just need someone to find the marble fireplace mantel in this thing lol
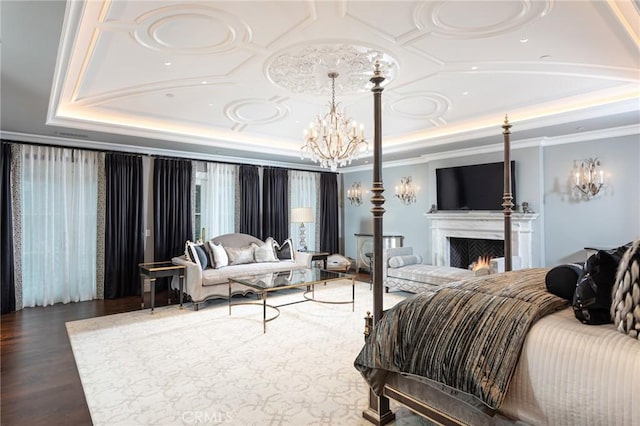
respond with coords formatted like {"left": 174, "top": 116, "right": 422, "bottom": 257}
{"left": 426, "top": 211, "right": 538, "bottom": 268}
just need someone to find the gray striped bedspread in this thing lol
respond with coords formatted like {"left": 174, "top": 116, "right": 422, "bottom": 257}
{"left": 354, "top": 268, "right": 568, "bottom": 409}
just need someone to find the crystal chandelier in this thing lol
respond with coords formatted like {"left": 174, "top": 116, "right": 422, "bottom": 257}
{"left": 301, "top": 72, "right": 367, "bottom": 171}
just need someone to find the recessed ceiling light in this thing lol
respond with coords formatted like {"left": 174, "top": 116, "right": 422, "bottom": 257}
{"left": 520, "top": 38, "right": 529, "bottom": 43}
{"left": 462, "top": 91, "right": 469, "bottom": 96}
{"left": 201, "top": 81, "right": 207, "bottom": 85}
{"left": 164, "top": 61, "right": 172, "bottom": 66}
{"left": 208, "top": 103, "right": 214, "bottom": 107}
{"left": 471, "top": 66, "right": 478, "bottom": 70}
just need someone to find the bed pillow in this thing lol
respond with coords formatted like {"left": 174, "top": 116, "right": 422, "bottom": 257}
{"left": 185, "top": 241, "right": 209, "bottom": 270}
{"left": 208, "top": 241, "right": 229, "bottom": 269}
{"left": 611, "top": 240, "right": 640, "bottom": 339}
{"left": 545, "top": 263, "right": 584, "bottom": 301}
{"left": 225, "top": 245, "right": 255, "bottom": 266}
{"left": 274, "top": 238, "right": 294, "bottom": 261}
{"left": 388, "top": 255, "right": 422, "bottom": 268}
{"left": 252, "top": 237, "right": 279, "bottom": 263}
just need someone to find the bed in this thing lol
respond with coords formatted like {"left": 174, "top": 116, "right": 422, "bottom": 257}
{"left": 356, "top": 68, "right": 640, "bottom": 425}
{"left": 355, "top": 268, "right": 640, "bottom": 425}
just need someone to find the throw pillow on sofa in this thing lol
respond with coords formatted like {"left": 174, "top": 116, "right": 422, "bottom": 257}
{"left": 185, "top": 241, "right": 209, "bottom": 270}
{"left": 252, "top": 237, "right": 279, "bottom": 263}
{"left": 226, "top": 245, "right": 255, "bottom": 266}
{"left": 208, "top": 241, "right": 229, "bottom": 269}
{"left": 273, "top": 238, "right": 294, "bottom": 261}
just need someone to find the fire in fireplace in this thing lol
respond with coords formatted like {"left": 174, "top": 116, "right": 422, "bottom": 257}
{"left": 449, "top": 237, "right": 504, "bottom": 269}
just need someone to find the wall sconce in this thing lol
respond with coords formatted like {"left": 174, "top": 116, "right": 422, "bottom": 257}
{"left": 395, "top": 176, "right": 417, "bottom": 205}
{"left": 347, "top": 182, "right": 363, "bottom": 206}
{"left": 574, "top": 158, "right": 604, "bottom": 199}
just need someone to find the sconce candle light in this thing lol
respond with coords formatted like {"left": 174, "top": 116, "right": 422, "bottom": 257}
{"left": 347, "top": 182, "right": 363, "bottom": 206}
{"left": 395, "top": 176, "right": 417, "bottom": 205}
{"left": 574, "top": 158, "right": 604, "bottom": 199}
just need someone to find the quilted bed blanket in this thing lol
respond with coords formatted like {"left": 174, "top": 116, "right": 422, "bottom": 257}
{"left": 354, "top": 268, "right": 567, "bottom": 409}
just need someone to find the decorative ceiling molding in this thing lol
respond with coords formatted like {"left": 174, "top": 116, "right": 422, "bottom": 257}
{"left": 417, "top": 0, "right": 553, "bottom": 39}
{"left": 133, "top": 4, "right": 251, "bottom": 54}
{"left": 389, "top": 92, "right": 451, "bottom": 121}
{"left": 265, "top": 42, "right": 398, "bottom": 95}
{"left": 224, "top": 97, "right": 290, "bottom": 127}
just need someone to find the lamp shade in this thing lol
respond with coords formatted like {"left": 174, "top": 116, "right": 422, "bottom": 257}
{"left": 291, "top": 207, "right": 313, "bottom": 223}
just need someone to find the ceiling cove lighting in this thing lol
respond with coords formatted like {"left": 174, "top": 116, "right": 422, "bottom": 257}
{"left": 301, "top": 72, "right": 367, "bottom": 171}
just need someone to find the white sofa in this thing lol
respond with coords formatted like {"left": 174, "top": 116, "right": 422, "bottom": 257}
{"left": 383, "top": 247, "right": 475, "bottom": 293}
{"left": 172, "top": 233, "right": 311, "bottom": 310}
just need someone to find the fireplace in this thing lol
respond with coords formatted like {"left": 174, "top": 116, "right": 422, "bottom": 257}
{"left": 449, "top": 237, "right": 504, "bottom": 269}
{"left": 427, "top": 211, "right": 538, "bottom": 269}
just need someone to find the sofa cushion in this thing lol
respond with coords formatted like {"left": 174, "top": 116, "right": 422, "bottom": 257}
{"left": 226, "top": 245, "right": 255, "bottom": 266}
{"left": 252, "top": 237, "right": 279, "bottom": 263}
{"left": 201, "top": 261, "right": 303, "bottom": 286}
{"left": 208, "top": 242, "right": 229, "bottom": 268}
{"left": 274, "top": 238, "right": 294, "bottom": 261}
{"left": 388, "top": 255, "right": 422, "bottom": 268}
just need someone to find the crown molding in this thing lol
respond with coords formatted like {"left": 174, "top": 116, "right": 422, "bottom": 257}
{"left": 340, "top": 123, "right": 640, "bottom": 173}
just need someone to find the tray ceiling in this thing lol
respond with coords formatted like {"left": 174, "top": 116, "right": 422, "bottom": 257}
{"left": 5, "top": 1, "right": 640, "bottom": 168}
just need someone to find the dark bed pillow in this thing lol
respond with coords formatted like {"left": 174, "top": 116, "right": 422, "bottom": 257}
{"left": 545, "top": 263, "right": 584, "bottom": 301}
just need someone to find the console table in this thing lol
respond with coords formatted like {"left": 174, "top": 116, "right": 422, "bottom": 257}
{"left": 354, "top": 233, "right": 404, "bottom": 273}
{"left": 138, "top": 261, "right": 185, "bottom": 314}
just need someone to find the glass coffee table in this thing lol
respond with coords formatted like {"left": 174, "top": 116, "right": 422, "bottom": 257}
{"left": 228, "top": 268, "right": 355, "bottom": 333}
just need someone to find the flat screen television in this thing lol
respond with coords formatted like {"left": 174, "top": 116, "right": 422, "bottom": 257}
{"left": 436, "top": 161, "right": 516, "bottom": 211}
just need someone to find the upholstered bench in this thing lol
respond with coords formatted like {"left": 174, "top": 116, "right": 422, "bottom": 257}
{"left": 383, "top": 247, "right": 475, "bottom": 293}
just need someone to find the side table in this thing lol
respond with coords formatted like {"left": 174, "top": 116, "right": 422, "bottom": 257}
{"left": 138, "top": 261, "right": 185, "bottom": 314}
{"left": 305, "top": 251, "right": 330, "bottom": 269}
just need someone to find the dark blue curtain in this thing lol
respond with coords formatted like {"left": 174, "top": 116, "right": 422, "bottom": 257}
{"left": 319, "top": 172, "right": 339, "bottom": 253}
{"left": 104, "top": 153, "right": 144, "bottom": 298}
{"left": 262, "top": 167, "right": 288, "bottom": 243}
{"left": 1, "top": 142, "right": 15, "bottom": 314}
{"left": 239, "top": 165, "right": 260, "bottom": 238}
{"left": 153, "top": 158, "right": 193, "bottom": 290}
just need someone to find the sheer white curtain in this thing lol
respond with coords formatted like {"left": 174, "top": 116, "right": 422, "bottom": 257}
{"left": 201, "top": 162, "right": 237, "bottom": 240}
{"left": 289, "top": 170, "right": 318, "bottom": 251}
{"left": 21, "top": 145, "right": 98, "bottom": 307}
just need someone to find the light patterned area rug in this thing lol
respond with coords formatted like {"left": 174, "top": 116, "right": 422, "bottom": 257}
{"left": 67, "top": 281, "right": 432, "bottom": 426}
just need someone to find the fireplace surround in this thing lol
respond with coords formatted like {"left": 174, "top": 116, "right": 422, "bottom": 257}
{"left": 426, "top": 212, "right": 538, "bottom": 268}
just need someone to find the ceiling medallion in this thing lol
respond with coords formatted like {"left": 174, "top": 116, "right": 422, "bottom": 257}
{"left": 266, "top": 43, "right": 397, "bottom": 96}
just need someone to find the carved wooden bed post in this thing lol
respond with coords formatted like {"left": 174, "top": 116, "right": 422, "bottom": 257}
{"left": 502, "top": 115, "right": 514, "bottom": 272}
{"left": 362, "top": 62, "right": 396, "bottom": 425}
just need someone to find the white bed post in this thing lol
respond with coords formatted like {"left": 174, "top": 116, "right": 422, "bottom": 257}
{"left": 362, "top": 63, "right": 395, "bottom": 425}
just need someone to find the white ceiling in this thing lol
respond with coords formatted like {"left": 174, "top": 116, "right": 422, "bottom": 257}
{"left": 2, "top": 1, "right": 639, "bottom": 170}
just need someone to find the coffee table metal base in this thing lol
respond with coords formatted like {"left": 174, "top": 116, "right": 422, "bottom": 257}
{"left": 228, "top": 275, "right": 355, "bottom": 333}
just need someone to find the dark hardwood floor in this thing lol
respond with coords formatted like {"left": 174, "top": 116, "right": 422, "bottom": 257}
{"left": 1, "top": 291, "right": 164, "bottom": 426}
{"left": 0, "top": 271, "right": 371, "bottom": 425}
